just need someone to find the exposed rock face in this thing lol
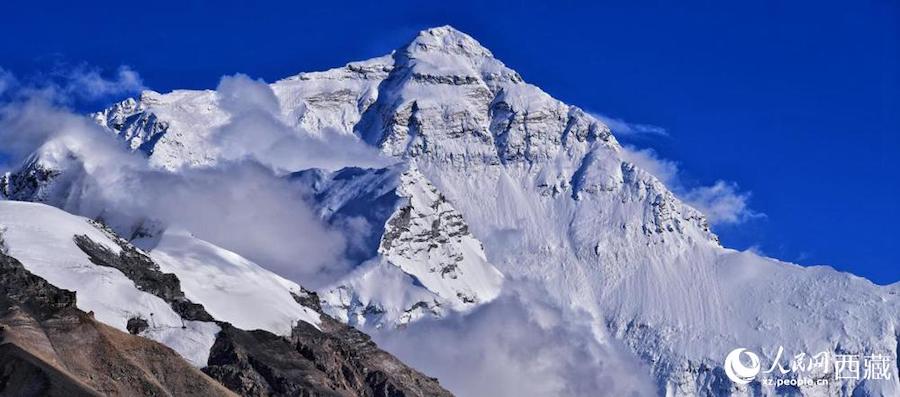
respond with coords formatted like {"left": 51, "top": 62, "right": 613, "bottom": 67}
{"left": 92, "top": 96, "right": 169, "bottom": 154}
{"left": 0, "top": 153, "right": 66, "bottom": 203}
{"left": 355, "top": 27, "right": 612, "bottom": 167}
{"left": 375, "top": 165, "right": 502, "bottom": 309}
{"left": 125, "top": 317, "right": 149, "bottom": 335}
{"left": 73, "top": 232, "right": 214, "bottom": 322}
{"left": 0, "top": 250, "right": 236, "bottom": 397}
{"left": 203, "top": 324, "right": 347, "bottom": 397}
{"left": 291, "top": 313, "right": 452, "bottom": 397}
{"left": 297, "top": 163, "right": 502, "bottom": 328}
{"left": 0, "top": 249, "right": 76, "bottom": 321}
{"left": 203, "top": 294, "right": 452, "bottom": 397}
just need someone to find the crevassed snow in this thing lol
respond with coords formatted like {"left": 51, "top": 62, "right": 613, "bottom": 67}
{"left": 149, "top": 229, "right": 320, "bottom": 334}
{"left": 0, "top": 201, "right": 219, "bottom": 366}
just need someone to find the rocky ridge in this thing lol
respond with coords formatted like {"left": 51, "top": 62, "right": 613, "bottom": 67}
{"left": 0, "top": 201, "right": 453, "bottom": 396}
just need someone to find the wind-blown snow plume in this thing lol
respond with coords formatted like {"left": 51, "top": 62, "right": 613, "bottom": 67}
{"left": 59, "top": 65, "right": 146, "bottom": 100}
{"left": 621, "top": 145, "right": 762, "bottom": 225}
{"left": 681, "top": 180, "right": 763, "bottom": 225}
{"left": 0, "top": 67, "right": 15, "bottom": 97}
{"left": 591, "top": 112, "right": 669, "bottom": 138}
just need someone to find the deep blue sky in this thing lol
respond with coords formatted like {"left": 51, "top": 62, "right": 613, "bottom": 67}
{"left": 2, "top": 1, "right": 898, "bottom": 284}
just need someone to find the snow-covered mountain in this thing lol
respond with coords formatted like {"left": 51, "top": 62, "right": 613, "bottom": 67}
{"left": 3, "top": 26, "right": 898, "bottom": 396}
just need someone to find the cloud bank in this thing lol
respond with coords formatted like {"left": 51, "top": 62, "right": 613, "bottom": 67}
{"left": 0, "top": 68, "right": 16, "bottom": 97}
{"left": 0, "top": 68, "right": 357, "bottom": 287}
{"left": 213, "top": 74, "right": 389, "bottom": 173}
{"left": 374, "top": 280, "right": 657, "bottom": 397}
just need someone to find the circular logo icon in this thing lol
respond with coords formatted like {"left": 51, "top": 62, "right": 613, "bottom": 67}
{"left": 724, "top": 348, "right": 761, "bottom": 384}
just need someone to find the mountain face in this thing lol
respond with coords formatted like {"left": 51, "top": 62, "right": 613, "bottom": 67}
{"left": 2, "top": 26, "right": 898, "bottom": 396}
{"left": 294, "top": 163, "right": 503, "bottom": 328}
{"left": 0, "top": 201, "right": 451, "bottom": 396}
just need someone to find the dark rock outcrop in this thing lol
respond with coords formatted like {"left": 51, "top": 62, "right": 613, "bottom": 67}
{"left": 73, "top": 233, "right": 213, "bottom": 322}
{"left": 203, "top": 324, "right": 347, "bottom": 397}
{"left": 0, "top": 250, "right": 236, "bottom": 397}
{"left": 292, "top": 312, "right": 452, "bottom": 397}
{"left": 203, "top": 290, "right": 452, "bottom": 397}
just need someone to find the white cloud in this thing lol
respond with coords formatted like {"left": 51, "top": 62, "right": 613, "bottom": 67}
{"left": 0, "top": 64, "right": 145, "bottom": 106}
{"left": 682, "top": 180, "right": 764, "bottom": 225}
{"left": 621, "top": 145, "right": 763, "bottom": 226}
{"left": 0, "top": 69, "right": 397, "bottom": 288}
{"left": 217, "top": 73, "right": 281, "bottom": 115}
{"left": 619, "top": 146, "right": 679, "bottom": 185}
{"left": 0, "top": 68, "right": 17, "bottom": 97}
{"left": 0, "top": 79, "right": 353, "bottom": 288}
{"left": 374, "top": 280, "right": 657, "bottom": 397}
{"left": 60, "top": 65, "right": 146, "bottom": 100}
{"left": 212, "top": 74, "right": 390, "bottom": 173}
{"left": 591, "top": 112, "right": 668, "bottom": 138}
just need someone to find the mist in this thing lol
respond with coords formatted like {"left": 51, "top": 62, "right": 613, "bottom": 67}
{"left": 212, "top": 74, "right": 389, "bottom": 173}
{"left": 0, "top": 68, "right": 376, "bottom": 287}
{"left": 374, "top": 280, "right": 657, "bottom": 397}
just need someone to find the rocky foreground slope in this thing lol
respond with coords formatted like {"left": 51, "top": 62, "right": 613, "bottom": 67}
{"left": 0, "top": 201, "right": 451, "bottom": 396}
{"left": 0, "top": 240, "right": 236, "bottom": 396}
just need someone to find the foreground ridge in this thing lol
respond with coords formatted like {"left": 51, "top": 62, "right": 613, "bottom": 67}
{"left": 0, "top": 201, "right": 453, "bottom": 396}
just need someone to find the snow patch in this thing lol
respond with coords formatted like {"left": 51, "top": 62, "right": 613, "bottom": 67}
{"left": 150, "top": 229, "right": 321, "bottom": 334}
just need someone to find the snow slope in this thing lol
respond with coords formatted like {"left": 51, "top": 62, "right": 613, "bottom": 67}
{"left": 0, "top": 201, "right": 219, "bottom": 366}
{"left": 150, "top": 229, "right": 321, "bottom": 335}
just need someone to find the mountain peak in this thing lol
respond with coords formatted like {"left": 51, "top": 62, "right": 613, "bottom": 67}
{"left": 405, "top": 25, "right": 493, "bottom": 58}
